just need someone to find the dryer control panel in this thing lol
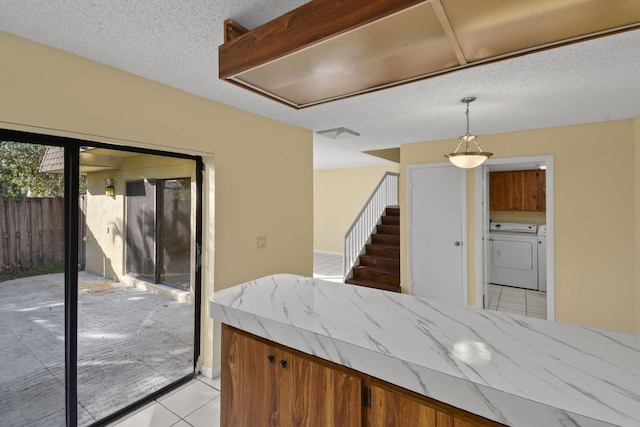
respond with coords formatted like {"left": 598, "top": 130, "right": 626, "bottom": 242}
{"left": 490, "top": 222, "right": 537, "bottom": 234}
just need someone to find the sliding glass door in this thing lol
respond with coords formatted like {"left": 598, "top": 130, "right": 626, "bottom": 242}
{"left": 125, "top": 178, "right": 192, "bottom": 290}
{"left": 0, "top": 130, "right": 202, "bottom": 427}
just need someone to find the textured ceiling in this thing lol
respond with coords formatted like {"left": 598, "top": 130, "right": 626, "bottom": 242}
{"left": 1, "top": 1, "right": 639, "bottom": 169}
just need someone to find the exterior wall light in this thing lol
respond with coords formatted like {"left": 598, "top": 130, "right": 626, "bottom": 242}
{"left": 104, "top": 178, "right": 115, "bottom": 197}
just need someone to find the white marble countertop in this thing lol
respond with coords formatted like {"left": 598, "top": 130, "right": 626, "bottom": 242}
{"left": 208, "top": 274, "right": 640, "bottom": 427}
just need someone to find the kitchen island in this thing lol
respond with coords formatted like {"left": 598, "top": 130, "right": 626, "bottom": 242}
{"left": 208, "top": 274, "right": 640, "bottom": 426}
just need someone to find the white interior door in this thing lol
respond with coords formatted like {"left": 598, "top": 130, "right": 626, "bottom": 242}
{"left": 409, "top": 164, "right": 466, "bottom": 305}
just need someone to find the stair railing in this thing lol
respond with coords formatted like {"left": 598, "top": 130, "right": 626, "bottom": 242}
{"left": 344, "top": 172, "right": 399, "bottom": 280}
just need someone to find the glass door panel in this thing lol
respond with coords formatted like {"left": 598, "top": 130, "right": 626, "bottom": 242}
{"left": 0, "top": 142, "right": 67, "bottom": 425}
{"left": 78, "top": 148, "right": 196, "bottom": 425}
{"left": 160, "top": 178, "right": 191, "bottom": 290}
{"left": 125, "top": 179, "right": 156, "bottom": 282}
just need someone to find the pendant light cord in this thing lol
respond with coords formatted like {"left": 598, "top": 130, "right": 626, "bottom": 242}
{"left": 464, "top": 100, "right": 471, "bottom": 151}
{"left": 465, "top": 101, "right": 471, "bottom": 135}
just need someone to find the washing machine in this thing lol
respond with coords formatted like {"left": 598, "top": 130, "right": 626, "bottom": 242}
{"left": 488, "top": 222, "right": 538, "bottom": 290}
{"left": 537, "top": 225, "right": 547, "bottom": 292}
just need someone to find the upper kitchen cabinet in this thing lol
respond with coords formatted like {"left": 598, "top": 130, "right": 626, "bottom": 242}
{"left": 490, "top": 170, "right": 546, "bottom": 211}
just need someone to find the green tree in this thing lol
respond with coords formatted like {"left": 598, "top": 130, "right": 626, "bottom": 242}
{"left": 0, "top": 142, "right": 65, "bottom": 197}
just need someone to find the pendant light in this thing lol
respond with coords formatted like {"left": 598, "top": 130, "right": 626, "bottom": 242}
{"left": 445, "top": 97, "right": 493, "bottom": 169}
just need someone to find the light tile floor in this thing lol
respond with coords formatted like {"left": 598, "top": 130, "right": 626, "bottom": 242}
{"left": 486, "top": 284, "right": 547, "bottom": 319}
{"left": 108, "top": 375, "right": 221, "bottom": 427}
{"left": 313, "top": 251, "right": 344, "bottom": 283}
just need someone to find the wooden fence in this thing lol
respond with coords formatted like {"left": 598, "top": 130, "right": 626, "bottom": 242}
{"left": 0, "top": 197, "right": 86, "bottom": 272}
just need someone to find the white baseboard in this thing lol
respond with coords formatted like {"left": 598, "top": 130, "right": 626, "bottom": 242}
{"left": 198, "top": 365, "right": 220, "bottom": 379}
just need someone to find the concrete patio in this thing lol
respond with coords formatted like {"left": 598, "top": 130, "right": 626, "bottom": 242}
{"left": 0, "top": 271, "right": 194, "bottom": 426}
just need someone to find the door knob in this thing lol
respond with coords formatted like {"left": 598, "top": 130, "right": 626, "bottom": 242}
{"left": 279, "top": 360, "right": 287, "bottom": 368}
{"left": 454, "top": 241, "right": 461, "bottom": 246}
{"left": 267, "top": 354, "right": 275, "bottom": 363}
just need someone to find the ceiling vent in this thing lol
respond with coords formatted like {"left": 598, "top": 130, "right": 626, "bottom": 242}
{"left": 316, "top": 127, "right": 361, "bottom": 140}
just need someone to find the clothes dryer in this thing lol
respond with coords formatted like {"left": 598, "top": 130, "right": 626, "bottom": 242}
{"left": 537, "top": 225, "right": 547, "bottom": 292}
{"left": 489, "top": 223, "right": 538, "bottom": 290}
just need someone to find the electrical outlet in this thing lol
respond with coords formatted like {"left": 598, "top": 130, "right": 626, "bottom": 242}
{"left": 257, "top": 236, "right": 267, "bottom": 249}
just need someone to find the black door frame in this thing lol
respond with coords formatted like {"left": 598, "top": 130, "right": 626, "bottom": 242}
{"left": 0, "top": 129, "right": 203, "bottom": 427}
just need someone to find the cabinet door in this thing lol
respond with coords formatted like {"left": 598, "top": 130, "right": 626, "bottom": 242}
{"left": 490, "top": 170, "right": 545, "bottom": 212}
{"left": 369, "top": 381, "right": 503, "bottom": 427}
{"left": 222, "top": 325, "right": 363, "bottom": 427}
{"left": 537, "top": 171, "right": 546, "bottom": 211}
{"left": 521, "top": 171, "right": 541, "bottom": 211}
{"left": 283, "top": 348, "right": 362, "bottom": 426}
{"left": 370, "top": 382, "right": 436, "bottom": 426}
{"left": 221, "top": 325, "right": 278, "bottom": 427}
{"left": 489, "top": 171, "right": 523, "bottom": 211}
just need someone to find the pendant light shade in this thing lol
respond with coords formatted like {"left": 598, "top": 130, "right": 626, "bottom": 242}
{"left": 445, "top": 97, "right": 492, "bottom": 169}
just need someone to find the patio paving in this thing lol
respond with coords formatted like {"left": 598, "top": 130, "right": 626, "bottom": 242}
{"left": 0, "top": 272, "right": 194, "bottom": 427}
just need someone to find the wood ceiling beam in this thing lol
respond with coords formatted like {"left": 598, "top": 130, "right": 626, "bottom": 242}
{"left": 429, "top": 0, "right": 467, "bottom": 65}
{"left": 224, "top": 19, "right": 249, "bottom": 43}
{"left": 218, "top": 0, "right": 640, "bottom": 108}
{"left": 219, "top": 0, "right": 426, "bottom": 79}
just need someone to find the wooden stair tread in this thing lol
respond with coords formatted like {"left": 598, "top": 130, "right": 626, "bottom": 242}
{"left": 351, "top": 266, "right": 399, "bottom": 285}
{"left": 376, "top": 224, "right": 400, "bottom": 235}
{"left": 359, "top": 255, "right": 399, "bottom": 273}
{"left": 385, "top": 207, "right": 400, "bottom": 216}
{"left": 352, "top": 265, "right": 398, "bottom": 275}
{"left": 360, "top": 254, "right": 400, "bottom": 262}
{"left": 365, "top": 243, "right": 400, "bottom": 259}
{"left": 372, "top": 233, "right": 400, "bottom": 240}
{"left": 345, "top": 278, "right": 401, "bottom": 293}
{"left": 381, "top": 217, "right": 399, "bottom": 226}
{"left": 371, "top": 238, "right": 400, "bottom": 247}
{"left": 366, "top": 243, "right": 399, "bottom": 249}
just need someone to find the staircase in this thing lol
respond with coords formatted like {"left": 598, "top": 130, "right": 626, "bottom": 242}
{"left": 346, "top": 206, "right": 400, "bottom": 293}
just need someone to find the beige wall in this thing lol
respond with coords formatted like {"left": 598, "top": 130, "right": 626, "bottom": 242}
{"left": 1, "top": 32, "right": 313, "bottom": 371}
{"left": 314, "top": 164, "right": 400, "bottom": 253}
{"left": 401, "top": 120, "right": 637, "bottom": 333}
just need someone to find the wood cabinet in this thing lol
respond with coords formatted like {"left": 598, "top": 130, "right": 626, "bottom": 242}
{"left": 221, "top": 325, "right": 505, "bottom": 427}
{"left": 489, "top": 170, "right": 546, "bottom": 211}
{"left": 221, "top": 325, "right": 362, "bottom": 426}
{"left": 369, "top": 380, "right": 500, "bottom": 427}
